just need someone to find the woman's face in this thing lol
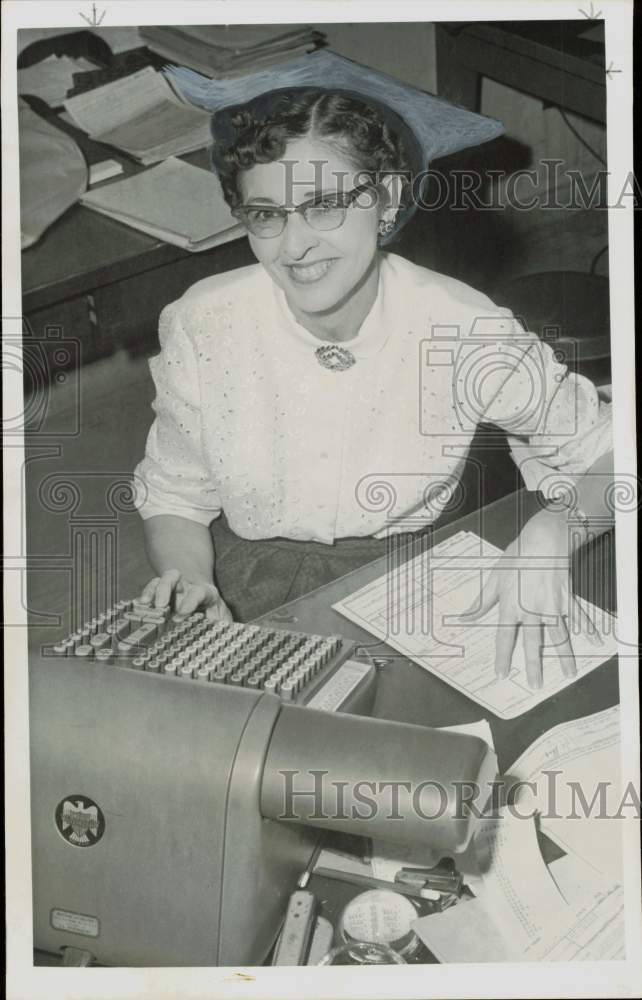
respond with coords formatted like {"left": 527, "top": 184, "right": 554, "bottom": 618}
{"left": 238, "top": 135, "right": 384, "bottom": 316}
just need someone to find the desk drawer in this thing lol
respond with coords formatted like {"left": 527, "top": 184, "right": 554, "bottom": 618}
{"left": 24, "top": 239, "right": 255, "bottom": 373}
{"left": 94, "top": 243, "right": 253, "bottom": 356}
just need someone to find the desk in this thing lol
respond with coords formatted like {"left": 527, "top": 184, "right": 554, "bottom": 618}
{"left": 257, "top": 487, "right": 618, "bottom": 772}
{"left": 20, "top": 109, "right": 255, "bottom": 362}
{"left": 30, "top": 486, "right": 618, "bottom": 967}
{"left": 258, "top": 486, "right": 618, "bottom": 963}
{"left": 434, "top": 21, "right": 606, "bottom": 124}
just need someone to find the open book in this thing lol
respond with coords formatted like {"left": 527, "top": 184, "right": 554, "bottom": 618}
{"left": 63, "top": 66, "right": 213, "bottom": 164}
{"left": 80, "top": 157, "right": 245, "bottom": 252}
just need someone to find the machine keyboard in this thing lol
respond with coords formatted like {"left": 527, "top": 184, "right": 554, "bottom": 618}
{"left": 49, "top": 599, "right": 369, "bottom": 709}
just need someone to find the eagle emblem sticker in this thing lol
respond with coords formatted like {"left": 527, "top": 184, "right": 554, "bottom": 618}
{"left": 55, "top": 795, "right": 105, "bottom": 847}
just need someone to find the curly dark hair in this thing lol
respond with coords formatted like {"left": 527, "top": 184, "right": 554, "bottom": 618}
{"left": 209, "top": 88, "right": 423, "bottom": 242}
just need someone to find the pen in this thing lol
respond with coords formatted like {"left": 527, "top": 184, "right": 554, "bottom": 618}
{"left": 297, "top": 837, "right": 325, "bottom": 889}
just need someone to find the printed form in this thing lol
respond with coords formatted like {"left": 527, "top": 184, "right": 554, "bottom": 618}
{"left": 413, "top": 811, "right": 625, "bottom": 963}
{"left": 506, "top": 706, "right": 624, "bottom": 883}
{"left": 333, "top": 530, "right": 618, "bottom": 719}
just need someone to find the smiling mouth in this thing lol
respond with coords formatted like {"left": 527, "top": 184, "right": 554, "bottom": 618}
{"left": 286, "top": 259, "right": 336, "bottom": 284}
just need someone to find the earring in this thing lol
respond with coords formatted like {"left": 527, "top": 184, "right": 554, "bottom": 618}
{"left": 377, "top": 218, "right": 395, "bottom": 237}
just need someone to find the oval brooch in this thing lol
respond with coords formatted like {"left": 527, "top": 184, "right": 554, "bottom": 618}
{"left": 314, "top": 345, "right": 357, "bottom": 371}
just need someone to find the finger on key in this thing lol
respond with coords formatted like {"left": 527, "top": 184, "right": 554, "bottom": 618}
{"left": 140, "top": 577, "right": 160, "bottom": 605}
{"left": 155, "top": 569, "right": 182, "bottom": 610}
{"left": 175, "top": 584, "right": 206, "bottom": 618}
{"left": 220, "top": 602, "right": 234, "bottom": 624}
{"left": 207, "top": 596, "right": 233, "bottom": 623}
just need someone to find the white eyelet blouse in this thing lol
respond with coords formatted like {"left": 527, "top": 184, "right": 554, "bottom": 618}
{"left": 133, "top": 252, "right": 612, "bottom": 544}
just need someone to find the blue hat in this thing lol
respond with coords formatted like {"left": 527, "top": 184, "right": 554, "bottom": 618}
{"left": 164, "top": 48, "right": 505, "bottom": 167}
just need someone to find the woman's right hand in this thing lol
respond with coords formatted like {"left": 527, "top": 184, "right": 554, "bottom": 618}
{"left": 139, "top": 569, "right": 233, "bottom": 622}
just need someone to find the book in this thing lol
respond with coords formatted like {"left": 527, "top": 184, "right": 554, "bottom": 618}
{"left": 139, "top": 24, "right": 323, "bottom": 79}
{"left": 63, "top": 66, "right": 213, "bottom": 164}
{"left": 18, "top": 53, "right": 97, "bottom": 107}
{"left": 79, "top": 156, "right": 245, "bottom": 252}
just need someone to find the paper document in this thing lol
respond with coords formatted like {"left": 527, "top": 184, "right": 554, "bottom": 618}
{"left": 80, "top": 158, "right": 245, "bottom": 251}
{"left": 333, "top": 530, "right": 618, "bottom": 719}
{"left": 547, "top": 847, "right": 615, "bottom": 906}
{"left": 534, "top": 850, "right": 625, "bottom": 962}
{"left": 476, "top": 812, "right": 567, "bottom": 952}
{"left": 18, "top": 54, "right": 96, "bottom": 107}
{"left": 506, "top": 706, "right": 624, "bottom": 882}
{"left": 413, "top": 811, "right": 625, "bottom": 962}
{"left": 529, "top": 882, "right": 625, "bottom": 961}
{"left": 413, "top": 812, "right": 562, "bottom": 962}
{"left": 64, "top": 67, "right": 212, "bottom": 164}
{"left": 88, "top": 159, "right": 124, "bottom": 185}
{"left": 414, "top": 872, "right": 625, "bottom": 963}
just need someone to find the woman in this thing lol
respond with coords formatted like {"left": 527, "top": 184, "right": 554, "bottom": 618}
{"left": 134, "top": 87, "right": 612, "bottom": 689}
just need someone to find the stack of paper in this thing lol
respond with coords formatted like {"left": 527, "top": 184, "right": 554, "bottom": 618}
{"left": 18, "top": 54, "right": 97, "bottom": 107}
{"left": 80, "top": 157, "right": 245, "bottom": 251}
{"left": 333, "top": 529, "right": 618, "bottom": 719}
{"left": 63, "top": 66, "right": 213, "bottom": 164}
{"left": 139, "top": 24, "right": 323, "bottom": 79}
{"left": 505, "top": 705, "right": 624, "bottom": 883}
{"left": 412, "top": 810, "right": 625, "bottom": 963}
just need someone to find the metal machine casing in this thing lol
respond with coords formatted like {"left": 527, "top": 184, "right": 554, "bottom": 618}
{"left": 30, "top": 650, "right": 496, "bottom": 966}
{"left": 29, "top": 656, "right": 316, "bottom": 966}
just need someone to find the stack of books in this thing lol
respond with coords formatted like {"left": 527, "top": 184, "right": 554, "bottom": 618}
{"left": 80, "top": 156, "right": 245, "bottom": 252}
{"left": 139, "top": 24, "right": 324, "bottom": 78}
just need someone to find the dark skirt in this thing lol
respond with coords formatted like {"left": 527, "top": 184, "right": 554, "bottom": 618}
{"left": 210, "top": 514, "right": 392, "bottom": 622}
{"left": 209, "top": 423, "right": 523, "bottom": 621}
{"left": 209, "top": 430, "right": 522, "bottom": 622}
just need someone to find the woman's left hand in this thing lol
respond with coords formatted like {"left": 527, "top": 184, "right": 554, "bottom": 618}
{"left": 458, "top": 509, "right": 601, "bottom": 688}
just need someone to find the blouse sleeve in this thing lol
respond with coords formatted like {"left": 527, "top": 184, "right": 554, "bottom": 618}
{"left": 466, "top": 309, "right": 612, "bottom": 494}
{"left": 133, "top": 301, "right": 222, "bottom": 526}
